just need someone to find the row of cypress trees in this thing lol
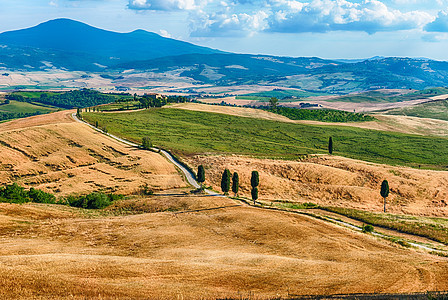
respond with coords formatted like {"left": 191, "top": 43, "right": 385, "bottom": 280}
{"left": 197, "top": 165, "right": 260, "bottom": 204}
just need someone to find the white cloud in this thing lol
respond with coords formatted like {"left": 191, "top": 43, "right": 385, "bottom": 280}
{"left": 126, "top": 0, "right": 438, "bottom": 37}
{"left": 128, "top": 0, "right": 207, "bottom": 11}
{"left": 267, "top": 0, "right": 432, "bottom": 34}
{"left": 159, "top": 29, "right": 172, "bottom": 38}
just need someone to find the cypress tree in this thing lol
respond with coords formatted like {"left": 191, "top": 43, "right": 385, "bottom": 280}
{"left": 251, "top": 171, "right": 259, "bottom": 189}
{"left": 251, "top": 187, "right": 258, "bottom": 204}
{"left": 232, "top": 172, "right": 239, "bottom": 197}
{"left": 380, "top": 180, "right": 389, "bottom": 213}
{"left": 221, "top": 169, "right": 231, "bottom": 195}
{"left": 197, "top": 165, "right": 205, "bottom": 190}
{"left": 329, "top": 137, "right": 333, "bottom": 154}
{"left": 251, "top": 171, "right": 259, "bottom": 205}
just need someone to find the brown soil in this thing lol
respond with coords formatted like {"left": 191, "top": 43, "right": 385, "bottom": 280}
{"left": 0, "top": 111, "right": 185, "bottom": 196}
{"left": 185, "top": 155, "right": 448, "bottom": 217}
{"left": 0, "top": 195, "right": 447, "bottom": 299}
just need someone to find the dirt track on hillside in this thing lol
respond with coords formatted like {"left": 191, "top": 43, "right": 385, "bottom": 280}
{"left": 0, "top": 111, "right": 185, "bottom": 196}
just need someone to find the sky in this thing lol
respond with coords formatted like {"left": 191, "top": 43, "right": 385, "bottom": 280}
{"left": 2, "top": 0, "right": 448, "bottom": 60}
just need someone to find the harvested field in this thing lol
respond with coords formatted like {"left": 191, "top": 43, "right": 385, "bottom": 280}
{"left": 0, "top": 111, "right": 185, "bottom": 196}
{"left": 186, "top": 154, "right": 448, "bottom": 217}
{"left": 1, "top": 194, "right": 448, "bottom": 299}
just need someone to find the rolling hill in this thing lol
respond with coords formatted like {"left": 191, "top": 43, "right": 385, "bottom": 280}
{"left": 0, "top": 19, "right": 221, "bottom": 70}
{"left": 2, "top": 19, "right": 448, "bottom": 93}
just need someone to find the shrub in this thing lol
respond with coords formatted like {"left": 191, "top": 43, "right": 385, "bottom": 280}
{"left": 28, "top": 188, "right": 57, "bottom": 204}
{"left": 362, "top": 224, "right": 374, "bottom": 233}
{"left": 66, "top": 192, "right": 122, "bottom": 209}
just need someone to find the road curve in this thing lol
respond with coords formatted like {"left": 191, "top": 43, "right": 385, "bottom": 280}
{"left": 71, "top": 112, "right": 222, "bottom": 197}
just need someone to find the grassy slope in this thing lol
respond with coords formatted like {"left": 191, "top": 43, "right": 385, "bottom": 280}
{"left": 328, "top": 88, "right": 448, "bottom": 103}
{"left": 324, "top": 206, "right": 448, "bottom": 245}
{"left": 0, "top": 100, "right": 58, "bottom": 114}
{"left": 386, "top": 99, "right": 448, "bottom": 121}
{"left": 84, "top": 108, "right": 448, "bottom": 169}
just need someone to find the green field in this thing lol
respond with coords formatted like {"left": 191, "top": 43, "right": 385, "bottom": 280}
{"left": 94, "top": 100, "right": 141, "bottom": 112}
{"left": 386, "top": 99, "right": 448, "bottom": 121}
{"left": 236, "top": 89, "right": 326, "bottom": 102}
{"left": 328, "top": 88, "right": 448, "bottom": 103}
{"left": 83, "top": 108, "right": 448, "bottom": 169}
{"left": 0, "top": 100, "right": 59, "bottom": 114}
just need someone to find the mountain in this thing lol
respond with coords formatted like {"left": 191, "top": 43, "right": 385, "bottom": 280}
{"left": 0, "top": 19, "right": 221, "bottom": 67}
{"left": 115, "top": 53, "right": 339, "bottom": 84}
{"left": 1, "top": 19, "right": 448, "bottom": 93}
{"left": 114, "top": 54, "right": 448, "bottom": 92}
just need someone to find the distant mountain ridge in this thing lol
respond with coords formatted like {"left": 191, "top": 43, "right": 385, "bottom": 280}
{"left": 1, "top": 19, "right": 448, "bottom": 93}
{"left": 0, "top": 19, "right": 221, "bottom": 66}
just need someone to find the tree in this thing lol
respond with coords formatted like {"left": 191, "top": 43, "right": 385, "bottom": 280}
{"left": 251, "top": 171, "right": 259, "bottom": 189}
{"left": 269, "top": 97, "right": 279, "bottom": 110}
{"left": 221, "top": 169, "right": 231, "bottom": 195}
{"left": 232, "top": 172, "right": 239, "bottom": 197}
{"left": 95, "top": 121, "right": 99, "bottom": 128}
{"left": 328, "top": 137, "right": 333, "bottom": 155}
{"left": 141, "top": 137, "right": 152, "bottom": 150}
{"left": 197, "top": 165, "right": 205, "bottom": 190}
{"left": 251, "top": 187, "right": 258, "bottom": 204}
{"left": 380, "top": 180, "right": 389, "bottom": 213}
{"left": 251, "top": 171, "right": 259, "bottom": 204}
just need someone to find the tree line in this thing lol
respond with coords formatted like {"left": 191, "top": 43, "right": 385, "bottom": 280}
{"left": 265, "top": 104, "right": 375, "bottom": 123}
{"left": 7, "top": 89, "right": 116, "bottom": 109}
{"left": 197, "top": 165, "right": 260, "bottom": 204}
{"left": 136, "top": 94, "right": 190, "bottom": 109}
{"left": 0, "top": 111, "right": 45, "bottom": 122}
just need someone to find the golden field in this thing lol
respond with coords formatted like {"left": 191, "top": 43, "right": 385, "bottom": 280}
{"left": 0, "top": 111, "right": 447, "bottom": 299}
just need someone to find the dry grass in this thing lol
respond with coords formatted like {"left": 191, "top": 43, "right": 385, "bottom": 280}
{"left": 186, "top": 154, "right": 448, "bottom": 217}
{"left": 0, "top": 110, "right": 185, "bottom": 196}
{"left": 0, "top": 195, "right": 448, "bottom": 299}
{"left": 1, "top": 109, "right": 448, "bottom": 298}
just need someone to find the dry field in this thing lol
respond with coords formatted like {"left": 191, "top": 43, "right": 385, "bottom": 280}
{"left": 1, "top": 110, "right": 448, "bottom": 298}
{"left": 1, "top": 193, "right": 448, "bottom": 299}
{"left": 186, "top": 155, "right": 448, "bottom": 217}
{"left": 0, "top": 111, "right": 185, "bottom": 196}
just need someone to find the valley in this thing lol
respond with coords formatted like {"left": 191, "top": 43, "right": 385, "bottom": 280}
{"left": 1, "top": 17, "right": 448, "bottom": 299}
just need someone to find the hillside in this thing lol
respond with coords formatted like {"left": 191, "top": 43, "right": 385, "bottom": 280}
{"left": 0, "top": 107, "right": 447, "bottom": 298}
{"left": 115, "top": 54, "right": 448, "bottom": 93}
{"left": 0, "top": 111, "right": 185, "bottom": 195}
{"left": 386, "top": 98, "right": 448, "bottom": 121}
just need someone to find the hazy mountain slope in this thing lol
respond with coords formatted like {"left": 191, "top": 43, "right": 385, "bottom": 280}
{"left": 115, "top": 53, "right": 339, "bottom": 84}
{"left": 0, "top": 44, "right": 108, "bottom": 71}
{"left": 0, "top": 19, "right": 221, "bottom": 64}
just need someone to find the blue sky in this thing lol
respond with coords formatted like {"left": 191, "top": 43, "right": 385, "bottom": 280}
{"left": 2, "top": 0, "right": 448, "bottom": 59}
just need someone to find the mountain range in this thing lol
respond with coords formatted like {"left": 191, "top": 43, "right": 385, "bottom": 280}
{"left": 1, "top": 18, "right": 448, "bottom": 93}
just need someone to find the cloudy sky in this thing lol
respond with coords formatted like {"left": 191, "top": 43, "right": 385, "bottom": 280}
{"left": 2, "top": 0, "right": 448, "bottom": 59}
